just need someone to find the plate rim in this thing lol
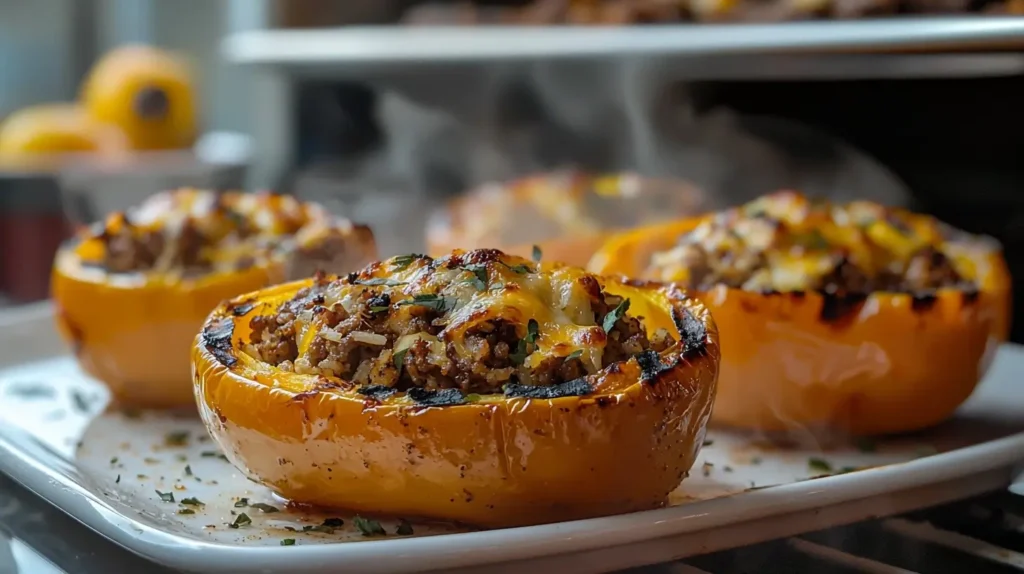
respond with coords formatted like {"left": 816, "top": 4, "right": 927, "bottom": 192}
{"left": 0, "top": 304, "right": 1022, "bottom": 573}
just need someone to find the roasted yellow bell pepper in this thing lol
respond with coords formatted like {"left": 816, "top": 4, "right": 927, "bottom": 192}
{"left": 192, "top": 249, "right": 720, "bottom": 527}
{"left": 427, "top": 171, "right": 705, "bottom": 267}
{"left": 53, "top": 189, "right": 376, "bottom": 408}
{"left": 589, "top": 192, "right": 1011, "bottom": 436}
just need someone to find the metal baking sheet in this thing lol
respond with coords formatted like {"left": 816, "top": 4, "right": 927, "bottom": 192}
{"left": 224, "top": 19, "right": 1024, "bottom": 79}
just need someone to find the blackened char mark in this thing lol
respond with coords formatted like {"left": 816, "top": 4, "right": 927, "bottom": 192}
{"left": 357, "top": 385, "right": 398, "bottom": 401}
{"left": 407, "top": 387, "right": 465, "bottom": 407}
{"left": 230, "top": 301, "right": 255, "bottom": 317}
{"left": 636, "top": 350, "right": 673, "bottom": 384}
{"left": 961, "top": 287, "right": 980, "bottom": 306}
{"left": 818, "top": 291, "right": 868, "bottom": 324}
{"left": 504, "top": 378, "right": 593, "bottom": 399}
{"left": 911, "top": 292, "right": 938, "bottom": 313}
{"left": 202, "top": 318, "right": 237, "bottom": 367}
{"left": 671, "top": 306, "right": 707, "bottom": 357}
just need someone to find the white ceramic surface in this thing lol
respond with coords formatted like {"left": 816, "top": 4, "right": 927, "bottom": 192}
{"left": 0, "top": 303, "right": 1021, "bottom": 574}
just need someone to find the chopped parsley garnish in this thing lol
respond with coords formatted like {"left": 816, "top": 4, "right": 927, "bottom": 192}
{"left": 531, "top": 245, "right": 543, "bottom": 263}
{"left": 461, "top": 264, "right": 488, "bottom": 291}
{"left": 300, "top": 517, "right": 345, "bottom": 534}
{"left": 808, "top": 458, "right": 832, "bottom": 473}
{"left": 250, "top": 502, "right": 280, "bottom": 513}
{"left": 109, "top": 457, "right": 118, "bottom": 465}
{"left": 70, "top": 390, "right": 94, "bottom": 413}
{"left": 115, "top": 474, "right": 120, "bottom": 484}
{"left": 369, "top": 305, "right": 390, "bottom": 313}
{"left": 178, "top": 509, "right": 195, "bottom": 515}
{"left": 234, "top": 497, "right": 249, "bottom": 508}
{"left": 396, "top": 519, "right": 414, "bottom": 536}
{"left": 164, "top": 431, "right": 189, "bottom": 446}
{"left": 181, "top": 497, "right": 205, "bottom": 506}
{"left": 200, "top": 451, "right": 229, "bottom": 461}
{"left": 353, "top": 516, "right": 386, "bottom": 537}
{"left": 228, "top": 513, "right": 252, "bottom": 529}
{"left": 280, "top": 538, "right": 296, "bottom": 546}
{"left": 464, "top": 393, "right": 482, "bottom": 403}
{"left": 602, "top": 299, "right": 631, "bottom": 333}
{"left": 510, "top": 319, "right": 540, "bottom": 366}
{"left": 391, "top": 254, "right": 425, "bottom": 271}
{"left": 525, "top": 319, "right": 539, "bottom": 344}
{"left": 397, "top": 294, "right": 455, "bottom": 313}
{"left": 703, "top": 439, "right": 714, "bottom": 447}
{"left": 566, "top": 349, "right": 583, "bottom": 360}
{"left": 184, "top": 465, "right": 193, "bottom": 476}
{"left": 155, "top": 490, "right": 175, "bottom": 503}
{"left": 499, "top": 261, "right": 532, "bottom": 274}
{"left": 354, "top": 278, "right": 407, "bottom": 287}
{"left": 322, "top": 518, "right": 345, "bottom": 527}
{"left": 393, "top": 349, "right": 409, "bottom": 371}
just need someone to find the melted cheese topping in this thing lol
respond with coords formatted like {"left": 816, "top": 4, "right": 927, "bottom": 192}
{"left": 75, "top": 188, "right": 352, "bottom": 276}
{"left": 647, "top": 191, "right": 991, "bottom": 293}
{"left": 316, "top": 253, "right": 607, "bottom": 375}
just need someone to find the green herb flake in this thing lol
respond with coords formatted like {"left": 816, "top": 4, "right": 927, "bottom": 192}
{"left": 531, "top": 245, "right": 543, "bottom": 263}
{"left": 566, "top": 349, "right": 583, "bottom": 360}
{"left": 464, "top": 393, "right": 482, "bottom": 403}
{"left": 353, "top": 515, "right": 386, "bottom": 537}
{"left": 397, "top": 294, "right": 454, "bottom": 313}
{"left": 808, "top": 458, "right": 833, "bottom": 473}
{"left": 250, "top": 502, "right": 280, "bottom": 513}
{"left": 109, "top": 457, "right": 118, "bottom": 465}
{"left": 602, "top": 299, "right": 631, "bottom": 333}
{"left": 396, "top": 519, "right": 414, "bottom": 536}
{"left": 155, "top": 490, "right": 175, "bottom": 503}
{"left": 164, "top": 431, "right": 189, "bottom": 447}
{"left": 200, "top": 451, "right": 229, "bottom": 461}
{"left": 322, "top": 518, "right": 345, "bottom": 527}
{"left": 228, "top": 513, "right": 252, "bottom": 529}
{"left": 509, "top": 339, "right": 529, "bottom": 367}
{"left": 750, "top": 457, "right": 763, "bottom": 465}
{"left": 499, "top": 261, "right": 532, "bottom": 274}
{"left": 369, "top": 305, "right": 390, "bottom": 313}
{"left": 280, "top": 538, "right": 296, "bottom": 546}
{"left": 115, "top": 474, "right": 120, "bottom": 484}
{"left": 702, "top": 439, "right": 714, "bottom": 447}
{"left": 137, "top": 474, "right": 148, "bottom": 480}
{"left": 70, "top": 390, "right": 93, "bottom": 413}
{"left": 178, "top": 509, "right": 195, "bottom": 515}
{"left": 234, "top": 497, "right": 249, "bottom": 508}
{"left": 393, "top": 348, "right": 409, "bottom": 372}
{"left": 143, "top": 458, "right": 160, "bottom": 464}
{"left": 184, "top": 465, "right": 193, "bottom": 477}
{"left": 525, "top": 319, "right": 540, "bottom": 344}
{"left": 460, "top": 264, "right": 488, "bottom": 291}
{"left": 181, "top": 497, "right": 205, "bottom": 506}
{"left": 354, "top": 278, "right": 407, "bottom": 287}
{"left": 391, "top": 254, "right": 425, "bottom": 271}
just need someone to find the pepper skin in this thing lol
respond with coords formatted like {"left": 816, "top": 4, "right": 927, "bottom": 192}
{"left": 426, "top": 171, "right": 705, "bottom": 267}
{"left": 52, "top": 190, "right": 377, "bottom": 409}
{"left": 192, "top": 254, "right": 720, "bottom": 528}
{"left": 589, "top": 209, "right": 1011, "bottom": 437}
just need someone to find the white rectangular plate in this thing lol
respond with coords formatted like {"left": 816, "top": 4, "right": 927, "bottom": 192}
{"left": 0, "top": 303, "right": 1022, "bottom": 574}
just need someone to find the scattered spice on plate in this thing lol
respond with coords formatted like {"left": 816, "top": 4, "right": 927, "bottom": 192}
{"left": 180, "top": 497, "right": 204, "bottom": 506}
{"left": 155, "top": 490, "right": 175, "bottom": 503}
{"left": 234, "top": 497, "right": 249, "bottom": 508}
{"left": 228, "top": 513, "right": 252, "bottom": 529}
{"left": 808, "top": 458, "right": 832, "bottom": 473}
{"left": 280, "top": 539, "right": 296, "bottom": 546}
{"left": 353, "top": 516, "right": 386, "bottom": 537}
{"left": 250, "top": 502, "right": 279, "bottom": 513}
{"left": 164, "top": 431, "right": 189, "bottom": 447}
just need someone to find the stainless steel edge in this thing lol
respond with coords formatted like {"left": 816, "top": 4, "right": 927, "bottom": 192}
{"left": 223, "top": 19, "right": 1024, "bottom": 68}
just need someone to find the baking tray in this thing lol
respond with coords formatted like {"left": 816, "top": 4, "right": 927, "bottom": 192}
{"left": 0, "top": 302, "right": 1021, "bottom": 573}
{"left": 224, "top": 19, "right": 1024, "bottom": 80}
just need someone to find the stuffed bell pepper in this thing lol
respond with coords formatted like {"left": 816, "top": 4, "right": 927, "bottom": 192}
{"left": 53, "top": 188, "right": 377, "bottom": 408}
{"left": 193, "top": 248, "right": 720, "bottom": 527}
{"left": 426, "top": 171, "right": 704, "bottom": 267}
{"left": 589, "top": 191, "right": 1011, "bottom": 436}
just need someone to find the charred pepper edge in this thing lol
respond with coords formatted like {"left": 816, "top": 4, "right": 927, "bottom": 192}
{"left": 206, "top": 274, "right": 711, "bottom": 407}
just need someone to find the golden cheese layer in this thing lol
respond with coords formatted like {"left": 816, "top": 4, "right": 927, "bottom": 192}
{"left": 647, "top": 190, "right": 994, "bottom": 294}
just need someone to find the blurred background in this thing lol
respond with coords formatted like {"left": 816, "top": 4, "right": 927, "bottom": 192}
{"left": 2, "top": 0, "right": 1024, "bottom": 340}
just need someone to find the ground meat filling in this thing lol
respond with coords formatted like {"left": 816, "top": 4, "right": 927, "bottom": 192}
{"left": 656, "top": 201, "right": 975, "bottom": 296}
{"left": 245, "top": 279, "right": 677, "bottom": 395}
